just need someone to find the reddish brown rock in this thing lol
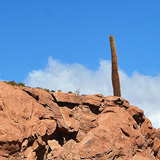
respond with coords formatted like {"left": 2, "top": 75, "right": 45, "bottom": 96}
{"left": 82, "top": 94, "right": 104, "bottom": 107}
{"left": 0, "top": 81, "right": 159, "bottom": 159}
{"left": 52, "top": 92, "right": 83, "bottom": 104}
{"left": 156, "top": 128, "right": 160, "bottom": 140}
{"left": 127, "top": 105, "right": 145, "bottom": 125}
{"left": 141, "top": 118, "right": 156, "bottom": 147}
{"left": 47, "top": 139, "right": 62, "bottom": 158}
{"left": 153, "top": 138, "right": 160, "bottom": 154}
{"left": 59, "top": 106, "right": 80, "bottom": 132}
{"left": 0, "top": 82, "right": 56, "bottom": 158}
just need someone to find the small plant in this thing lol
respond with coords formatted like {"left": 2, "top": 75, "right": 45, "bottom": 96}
{"left": 16, "top": 82, "right": 25, "bottom": 87}
{"left": 68, "top": 91, "right": 73, "bottom": 94}
{"left": 7, "top": 81, "right": 17, "bottom": 86}
{"left": 5, "top": 81, "right": 25, "bottom": 87}
{"left": 75, "top": 89, "right": 80, "bottom": 95}
{"left": 35, "top": 87, "right": 50, "bottom": 93}
{"left": 43, "top": 88, "right": 50, "bottom": 93}
{"left": 58, "top": 89, "right": 62, "bottom": 92}
{"left": 36, "top": 87, "right": 43, "bottom": 89}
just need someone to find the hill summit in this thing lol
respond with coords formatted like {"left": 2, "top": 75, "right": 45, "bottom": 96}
{"left": 0, "top": 81, "right": 159, "bottom": 159}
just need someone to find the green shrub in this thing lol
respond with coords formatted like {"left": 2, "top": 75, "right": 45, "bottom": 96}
{"left": 5, "top": 81, "right": 25, "bottom": 87}
{"left": 4, "top": 81, "right": 53, "bottom": 93}
{"left": 17, "top": 82, "right": 25, "bottom": 87}
{"left": 68, "top": 91, "right": 73, "bottom": 93}
{"left": 7, "top": 81, "right": 17, "bottom": 86}
{"left": 43, "top": 89, "right": 50, "bottom": 93}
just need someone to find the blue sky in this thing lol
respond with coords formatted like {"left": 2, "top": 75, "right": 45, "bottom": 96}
{"left": 1, "top": 1, "right": 160, "bottom": 128}
{"left": 1, "top": 0, "right": 160, "bottom": 82}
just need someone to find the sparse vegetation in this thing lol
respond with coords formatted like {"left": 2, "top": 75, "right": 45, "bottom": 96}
{"left": 3, "top": 81, "right": 83, "bottom": 96}
{"left": 68, "top": 91, "right": 73, "bottom": 93}
{"left": 43, "top": 89, "right": 50, "bottom": 93}
{"left": 4, "top": 80, "right": 25, "bottom": 87}
{"left": 75, "top": 89, "right": 80, "bottom": 95}
{"left": 16, "top": 82, "right": 25, "bottom": 87}
{"left": 4, "top": 81, "right": 51, "bottom": 93}
{"left": 35, "top": 87, "right": 50, "bottom": 93}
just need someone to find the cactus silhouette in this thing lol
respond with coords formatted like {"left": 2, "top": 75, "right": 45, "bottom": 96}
{"left": 109, "top": 35, "right": 121, "bottom": 97}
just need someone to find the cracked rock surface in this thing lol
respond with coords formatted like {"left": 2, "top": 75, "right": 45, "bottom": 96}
{"left": 0, "top": 81, "right": 159, "bottom": 159}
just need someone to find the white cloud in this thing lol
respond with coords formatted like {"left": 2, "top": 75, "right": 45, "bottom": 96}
{"left": 25, "top": 57, "right": 160, "bottom": 128}
{"left": 25, "top": 57, "right": 113, "bottom": 95}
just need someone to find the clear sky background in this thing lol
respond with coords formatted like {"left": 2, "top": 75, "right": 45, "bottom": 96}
{"left": 1, "top": 1, "right": 160, "bottom": 128}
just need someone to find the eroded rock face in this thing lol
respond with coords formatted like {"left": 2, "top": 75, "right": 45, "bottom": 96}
{"left": 0, "top": 81, "right": 159, "bottom": 159}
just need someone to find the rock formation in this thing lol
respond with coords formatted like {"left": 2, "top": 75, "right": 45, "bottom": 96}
{"left": 0, "top": 81, "right": 159, "bottom": 159}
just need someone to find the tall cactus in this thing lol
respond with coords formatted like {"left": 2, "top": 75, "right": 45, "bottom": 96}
{"left": 109, "top": 35, "right": 121, "bottom": 97}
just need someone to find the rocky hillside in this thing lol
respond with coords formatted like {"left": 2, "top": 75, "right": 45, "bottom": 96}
{"left": 0, "top": 81, "right": 160, "bottom": 160}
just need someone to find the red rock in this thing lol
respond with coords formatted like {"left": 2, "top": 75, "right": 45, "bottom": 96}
{"left": 141, "top": 118, "right": 156, "bottom": 147}
{"left": 105, "top": 96, "right": 130, "bottom": 108}
{"left": 62, "top": 139, "right": 77, "bottom": 158}
{"left": 82, "top": 94, "right": 104, "bottom": 107}
{"left": 127, "top": 105, "right": 145, "bottom": 125}
{"left": 24, "top": 146, "right": 36, "bottom": 159}
{"left": 157, "top": 149, "right": 160, "bottom": 159}
{"left": 156, "top": 128, "right": 160, "bottom": 139}
{"left": 0, "top": 81, "right": 159, "bottom": 159}
{"left": 52, "top": 92, "right": 83, "bottom": 104}
{"left": 153, "top": 138, "right": 160, "bottom": 153}
{"left": 47, "top": 140, "right": 62, "bottom": 158}
{"left": 59, "top": 106, "right": 80, "bottom": 132}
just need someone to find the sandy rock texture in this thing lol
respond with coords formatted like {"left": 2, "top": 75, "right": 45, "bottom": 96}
{"left": 0, "top": 81, "right": 159, "bottom": 159}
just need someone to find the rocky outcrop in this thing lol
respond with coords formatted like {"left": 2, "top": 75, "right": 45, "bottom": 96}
{"left": 0, "top": 81, "right": 159, "bottom": 159}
